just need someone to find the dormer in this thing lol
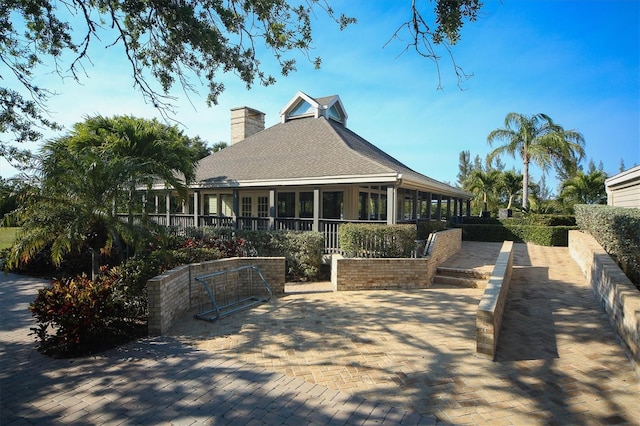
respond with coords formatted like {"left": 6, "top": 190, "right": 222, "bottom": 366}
{"left": 280, "top": 91, "right": 348, "bottom": 125}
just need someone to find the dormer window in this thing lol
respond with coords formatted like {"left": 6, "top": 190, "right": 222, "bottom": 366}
{"left": 288, "top": 99, "right": 315, "bottom": 119}
{"left": 280, "top": 91, "right": 348, "bottom": 126}
{"left": 327, "top": 104, "right": 344, "bottom": 123}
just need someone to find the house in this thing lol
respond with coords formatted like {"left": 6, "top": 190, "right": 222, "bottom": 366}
{"left": 148, "top": 91, "right": 472, "bottom": 251}
{"left": 605, "top": 165, "right": 640, "bottom": 208}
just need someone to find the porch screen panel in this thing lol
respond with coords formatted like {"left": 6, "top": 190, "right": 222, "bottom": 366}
{"left": 358, "top": 192, "right": 368, "bottom": 220}
{"left": 380, "top": 193, "right": 387, "bottom": 221}
{"left": 370, "top": 193, "right": 379, "bottom": 220}
{"left": 278, "top": 192, "right": 295, "bottom": 217}
{"left": 299, "top": 192, "right": 313, "bottom": 218}
{"left": 322, "top": 191, "right": 344, "bottom": 219}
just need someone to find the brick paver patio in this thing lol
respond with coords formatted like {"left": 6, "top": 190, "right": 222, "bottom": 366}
{"left": 2, "top": 242, "right": 639, "bottom": 425}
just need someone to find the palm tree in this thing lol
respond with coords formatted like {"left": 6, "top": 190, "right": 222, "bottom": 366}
{"left": 466, "top": 169, "right": 501, "bottom": 216}
{"left": 8, "top": 140, "right": 131, "bottom": 278}
{"left": 500, "top": 170, "right": 523, "bottom": 210}
{"left": 69, "top": 116, "right": 198, "bottom": 229}
{"left": 560, "top": 169, "right": 608, "bottom": 206}
{"left": 8, "top": 116, "right": 200, "bottom": 278}
{"left": 487, "top": 113, "right": 585, "bottom": 209}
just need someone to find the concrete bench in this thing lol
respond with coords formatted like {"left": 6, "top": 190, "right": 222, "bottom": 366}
{"left": 476, "top": 241, "right": 515, "bottom": 359}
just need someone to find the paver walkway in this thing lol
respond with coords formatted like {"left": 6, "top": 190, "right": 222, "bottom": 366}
{"left": 2, "top": 242, "right": 639, "bottom": 425}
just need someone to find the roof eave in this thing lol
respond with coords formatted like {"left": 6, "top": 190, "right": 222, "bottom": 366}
{"left": 193, "top": 173, "right": 401, "bottom": 189}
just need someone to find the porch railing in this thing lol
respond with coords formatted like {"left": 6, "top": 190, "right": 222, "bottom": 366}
{"left": 118, "top": 214, "right": 387, "bottom": 253}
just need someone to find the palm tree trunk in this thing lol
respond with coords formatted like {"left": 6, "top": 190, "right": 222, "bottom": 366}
{"left": 522, "top": 160, "right": 530, "bottom": 210}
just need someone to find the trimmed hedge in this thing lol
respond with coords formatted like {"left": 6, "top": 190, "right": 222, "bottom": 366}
{"left": 461, "top": 224, "right": 576, "bottom": 246}
{"left": 190, "top": 227, "right": 324, "bottom": 280}
{"left": 238, "top": 230, "right": 324, "bottom": 280}
{"left": 462, "top": 215, "right": 576, "bottom": 226}
{"left": 574, "top": 204, "right": 640, "bottom": 285}
{"left": 339, "top": 223, "right": 416, "bottom": 258}
{"left": 416, "top": 220, "right": 447, "bottom": 240}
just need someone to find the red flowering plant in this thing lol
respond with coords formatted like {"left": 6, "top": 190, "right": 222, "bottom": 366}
{"left": 29, "top": 274, "right": 136, "bottom": 357}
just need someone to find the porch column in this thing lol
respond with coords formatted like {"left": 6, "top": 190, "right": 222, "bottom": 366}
{"left": 165, "top": 194, "right": 170, "bottom": 226}
{"left": 313, "top": 188, "right": 320, "bottom": 232}
{"left": 436, "top": 195, "right": 442, "bottom": 221}
{"left": 386, "top": 186, "right": 395, "bottom": 225}
{"left": 232, "top": 189, "right": 239, "bottom": 230}
{"left": 453, "top": 197, "right": 459, "bottom": 217}
{"left": 446, "top": 197, "right": 451, "bottom": 221}
{"left": 412, "top": 190, "right": 418, "bottom": 221}
{"left": 193, "top": 191, "right": 199, "bottom": 228}
{"left": 426, "top": 192, "right": 432, "bottom": 220}
{"left": 269, "top": 189, "right": 276, "bottom": 231}
{"left": 466, "top": 200, "right": 471, "bottom": 217}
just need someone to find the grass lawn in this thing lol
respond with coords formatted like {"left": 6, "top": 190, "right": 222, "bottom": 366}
{"left": 0, "top": 227, "right": 18, "bottom": 250}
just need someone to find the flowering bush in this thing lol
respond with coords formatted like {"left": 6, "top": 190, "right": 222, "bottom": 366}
{"left": 29, "top": 274, "right": 134, "bottom": 356}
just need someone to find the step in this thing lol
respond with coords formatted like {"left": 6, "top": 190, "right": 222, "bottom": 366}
{"left": 432, "top": 267, "right": 489, "bottom": 289}
{"left": 436, "top": 267, "right": 490, "bottom": 280}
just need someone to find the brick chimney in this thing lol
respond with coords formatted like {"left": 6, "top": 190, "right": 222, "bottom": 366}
{"left": 230, "top": 106, "right": 265, "bottom": 145}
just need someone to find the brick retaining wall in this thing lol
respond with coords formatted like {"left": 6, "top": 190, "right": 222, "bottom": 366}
{"left": 476, "top": 240, "right": 514, "bottom": 359}
{"left": 331, "top": 228, "right": 462, "bottom": 291}
{"left": 568, "top": 230, "right": 640, "bottom": 373}
{"left": 148, "top": 257, "right": 285, "bottom": 335}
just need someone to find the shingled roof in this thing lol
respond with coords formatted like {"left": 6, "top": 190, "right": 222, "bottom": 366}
{"left": 194, "top": 93, "right": 470, "bottom": 199}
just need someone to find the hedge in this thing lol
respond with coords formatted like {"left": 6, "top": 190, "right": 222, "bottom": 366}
{"left": 339, "top": 223, "right": 416, "bottom": 258}
{"left": 574, "top": 204, "right": 640, "bottom": 285}
{"left": 190, "top": 227, "right": 324, "bottom": 280}
{"left": 461, "top": 224, "right": 576, "bottom": 246}
{"left": 462, "top": 215, "right": 576, "bottom": 226}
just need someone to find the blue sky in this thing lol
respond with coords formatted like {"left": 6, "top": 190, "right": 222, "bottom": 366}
{"left": 2, "top": 0, "right": 639, "bottom": 195}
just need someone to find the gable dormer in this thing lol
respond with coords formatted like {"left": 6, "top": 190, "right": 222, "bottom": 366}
{"left": 280, "top": 91, "right": 348, "bottom": 125}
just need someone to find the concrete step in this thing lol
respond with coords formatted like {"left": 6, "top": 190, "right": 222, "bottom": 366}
{"left": 433, "top": 267, "right": 489, "bottom": 289}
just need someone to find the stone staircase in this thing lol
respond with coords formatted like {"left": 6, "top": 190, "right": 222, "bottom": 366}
{"left": 432, "top": 267, "right": 490, "bottom": 289}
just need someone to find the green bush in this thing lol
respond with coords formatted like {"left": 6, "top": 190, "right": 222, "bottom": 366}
{"left": 574, "top": 204, "right": 640, "bottom": 286}
{"left": 416, "top": 220, "right": 447, "bottom": 240}
{"left": 237, "top": 230, "right": 324, "bottom": 280}
{"left": 462, "top": 214, "right": 575, "bottom": 226}
{"left": 461, "top": 224, "right": 575, "bottom": 246}
{"left": 29, "top": 275, "right": 129, "bottom": 356}
{"left": 339, "top": 223, "right": 416, "bottom": 258}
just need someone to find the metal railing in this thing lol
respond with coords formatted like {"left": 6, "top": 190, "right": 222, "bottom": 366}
{"left": 194, "top": 265, "right": 272, "bottom": 322}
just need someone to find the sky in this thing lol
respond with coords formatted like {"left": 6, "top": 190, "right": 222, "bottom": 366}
{"left": 2, "top": 0, "right": 639, "bottom": 195}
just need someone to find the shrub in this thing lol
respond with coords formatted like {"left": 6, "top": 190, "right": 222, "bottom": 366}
{"left": 29, "top": 274, "right": 133, "bottom": 356}
{"left": 237, "top": 230, "right": 324, "bottom": 280}
{"left": 574, "top": 204, "right": 640, "bottom": 286}
{"left": 416, "top": 220, "right": 447, "bottom": 240}
{"left": 461, "top": 224, "right": 575, "bottom": 246}
{"left": 339, "top": 223, "right": 416, "bottom": 258}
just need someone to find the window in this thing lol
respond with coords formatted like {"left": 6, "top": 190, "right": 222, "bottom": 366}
{"left": 278, "top": 192, "right": 295, "bottom": 217}
{"left": 288, "top": 100, "right": 314, "bottom": 118}
{"left": 220, "top": 194, "right": 233, "bottom": 217}
{"left": 299, "top": 192, "right": 314, "bottom": 218}
{"left": 258, "top": 196, "right": 269, "bottom": 217}
{"left": 204, "top": 194, "right": 218, "bottom": 215}
{"left": 241, "top": 196, "right": 252, "bottom": 217}
{"left": 327, "top": 104, "right": 344, "bottom": 123}
{"left": 322, "top": 191, "right": 344, "bottom": 219}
